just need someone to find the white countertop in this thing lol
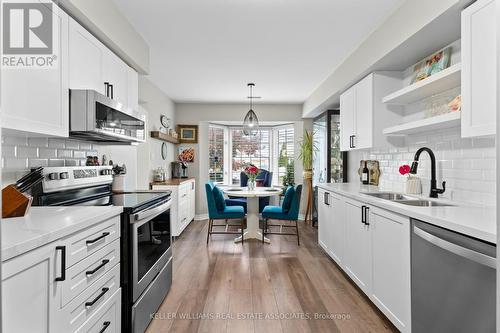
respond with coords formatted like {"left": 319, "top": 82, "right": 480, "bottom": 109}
{"left": 222, "top": 187, "right": 282, "bottom": 198}
{"left": 318, "top": 183, "right": 496, "bottom": 244}
{"left": 2, "top": 206, "right": 123, "bottom": 261}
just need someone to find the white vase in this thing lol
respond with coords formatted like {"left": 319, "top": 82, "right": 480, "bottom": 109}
{"left": 405, "top": 176, "right": 422, "bottom": 195}
{"left": 248, "top": 180, "right": 256, "bottom": 191}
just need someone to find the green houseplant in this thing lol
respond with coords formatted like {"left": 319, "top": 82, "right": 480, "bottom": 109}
{"left": 298, "top": 130, "right": 318, "bottom": 180}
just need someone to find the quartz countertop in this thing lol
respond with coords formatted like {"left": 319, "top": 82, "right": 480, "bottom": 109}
{"left": 150, "top": 177, "right": 195, "bottom": 186}
{"left": 317, "top": 183, "right": 496, "bottom": 244}
{"left": 2, "top": 206, "right": 123, "bottom": 261}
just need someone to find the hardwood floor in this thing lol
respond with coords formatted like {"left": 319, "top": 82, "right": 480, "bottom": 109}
{"left": 146, "top": 220, "right": 398, "bottom": 333}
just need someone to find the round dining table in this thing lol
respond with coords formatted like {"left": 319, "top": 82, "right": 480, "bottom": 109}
{"left": 222, "top": 187, "right": 282, "bottom": 243}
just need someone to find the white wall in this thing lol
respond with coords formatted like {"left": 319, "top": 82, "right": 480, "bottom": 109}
{"left": 136, "top": 76, "right": 176, "bottom": 189}
{"left": 174, "top": 103, "right": 312, "bottom": 217}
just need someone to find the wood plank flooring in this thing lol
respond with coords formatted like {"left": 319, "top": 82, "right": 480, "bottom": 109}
{"left": 146, "top": 220, "right": 398, "bottom": 333}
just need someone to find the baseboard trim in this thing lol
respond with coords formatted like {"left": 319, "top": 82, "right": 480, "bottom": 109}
{"left": 194, "top": 213, "right": 209, "bottom": 221}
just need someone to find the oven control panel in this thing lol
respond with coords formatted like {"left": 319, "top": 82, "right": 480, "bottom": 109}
{"left": 41, "top": 166, "right": 113, "bottom": 193}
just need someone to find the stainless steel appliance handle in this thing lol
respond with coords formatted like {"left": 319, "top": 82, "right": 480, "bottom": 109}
{"left": 133, "top": 200, "right": 171, "bottom": 223}
{"left": 413, "top": 226, "right": 496, "bottom": 269}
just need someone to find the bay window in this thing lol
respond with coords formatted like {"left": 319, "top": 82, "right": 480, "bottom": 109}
{"left": 208, "top": 123, "right": 295, "bottom": 186}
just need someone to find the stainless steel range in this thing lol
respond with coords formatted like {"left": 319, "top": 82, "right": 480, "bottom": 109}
{"left": 31, "top": 166, "right": 172, "bottom": 333}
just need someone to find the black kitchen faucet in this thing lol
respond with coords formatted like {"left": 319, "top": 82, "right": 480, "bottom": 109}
{"left": 410, "top": 147, "right": 446, "bottom": 198}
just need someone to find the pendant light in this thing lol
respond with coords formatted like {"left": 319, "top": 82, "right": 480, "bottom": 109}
{"left": 243, "top": 83, "right": 259, "bottom": 136}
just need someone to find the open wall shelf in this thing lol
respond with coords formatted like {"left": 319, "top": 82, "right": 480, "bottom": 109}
{"left": 382, "top": 63, "right": 461, "bottom": 105}
{"left": 150, "top": 131, "right": 179, "bottom": 144}
{"left": 383, "top": 112, "right": 461, "bottom": 136}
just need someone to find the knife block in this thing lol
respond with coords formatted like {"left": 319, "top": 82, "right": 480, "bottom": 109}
{"left": 2, "top": 185, "right": 32, "bottom": 218}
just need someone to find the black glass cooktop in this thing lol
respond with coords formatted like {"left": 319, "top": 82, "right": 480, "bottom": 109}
{"left": 111, "top": 191, "right": 171, "bottom": 213}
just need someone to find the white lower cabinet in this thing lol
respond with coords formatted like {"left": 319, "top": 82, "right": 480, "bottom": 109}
{"left": 152, "top": 179, "right": 196, "bottom": 237}
{"left": 1, "top": 216, "right": 122, "bottom": 333}
{"left": 369, "top": 207, "right": 411, "bottom": 332}
{"left": 317, "top": 189, "right": 411, "bottom": 332}
{"left": 343, "top": 198, "right": 372, "bottom": 295}
{"left": 318, "top": 188, "right": 344, "bottom": 265}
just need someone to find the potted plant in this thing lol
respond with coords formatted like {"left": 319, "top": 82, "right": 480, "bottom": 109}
{"left": 299, "top": 130, "right": 318, "bottom": 180}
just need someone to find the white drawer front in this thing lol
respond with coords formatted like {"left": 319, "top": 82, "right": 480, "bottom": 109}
{"left": 61, "top": 264, "right": 120, "bottom": 332}
{"left": 65, "top": 216, "right": 120, "bottom": 267}
{"left": 179, "top": 184, "right": 189, "bottom": 199}
{"left": 75, "top": 288, "right": 121, "bottom": 333}
{"left": 62, "top": 238, "right": 120, "bottom": 307}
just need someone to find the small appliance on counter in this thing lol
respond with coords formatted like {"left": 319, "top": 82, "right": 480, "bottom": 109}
{"left": 171, "top": 161, "right": 188, "bottom": 178}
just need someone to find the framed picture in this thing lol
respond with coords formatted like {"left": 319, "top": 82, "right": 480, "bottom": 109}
{"left": 178, "top": 146, "right": 195, "bottom": 163}
{"left": 177, "top": 125, "right": 198, "bottom": 143}
{"left": 411, "top": 47, "right": 451, "bottom": 83}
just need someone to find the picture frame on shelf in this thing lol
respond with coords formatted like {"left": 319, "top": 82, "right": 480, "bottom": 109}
{"left": 177, "top": 124, "right": 198, "bottom": 143}
{"left": 411, "top": 47, "right": 451, "bottom": 83}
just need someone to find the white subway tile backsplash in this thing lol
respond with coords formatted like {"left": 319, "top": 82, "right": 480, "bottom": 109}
{"left": 28, "top": 137, "right": 48, "bottom": 147}
{"left": 359, "top": 127, "right": 496, "bottom": 206}
{"left": 4, "top": 136, "right": 27, "bottom": 146}
{"left": 57, "top": 149, "right": 73, "bottom": 158}
{"left": 48, "top": 159, "right": 65, "bottom": 167}
{"left": 48, "top": 138, "right": 65, "bottom": 148}
{"left": 28, "top": 159, "right": 49, "bottom": 168}
{"left": 3, "top": 157, "right": 28, "bottom": 170}
{"left": 65, "top": 140, "right": 80, "bottom": 149}
{"left": 2, "top": 136, "right": 100, "bottom": 172}
{"left": 39, "top": 148, "right": 57, "bottom": 158}
{"left": 17, "top": 146, "right": 38, "bottom": 158}
{"left": 2, "top": 146, "right": 16, "bottom": 157}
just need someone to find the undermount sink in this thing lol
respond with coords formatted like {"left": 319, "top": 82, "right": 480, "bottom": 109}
{"left": 362, "top": 192, "right": 454, "bottom": 207}
{"left": 363, "top": 192, "right": 413, "bottom": 200}
{"left": 392, "top": 200, "right": 454, "bottom": 207}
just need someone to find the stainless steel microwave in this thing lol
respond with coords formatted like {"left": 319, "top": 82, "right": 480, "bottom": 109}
{"left": 69, "top": 89, "right": 146, "bottom": 144}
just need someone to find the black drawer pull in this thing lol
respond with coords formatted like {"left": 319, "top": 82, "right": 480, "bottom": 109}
{"left": 99, "top": 321, "right": 111, "bottom": 333}
{"left": 85, "top": 287, "right": 109, "bottom": 307}
{"left": 86, "top": 259, "right": 110, "bottom": 276}
{"left": 55, "top": 246, "right": 66, "bottom": 281}
{"left": 86, "top": 232, "right": 110, "bottom": 245}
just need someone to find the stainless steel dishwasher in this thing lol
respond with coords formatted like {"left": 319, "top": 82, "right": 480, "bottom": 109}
{"left": 411, "top": 219, "right": 496, "bottom": 333}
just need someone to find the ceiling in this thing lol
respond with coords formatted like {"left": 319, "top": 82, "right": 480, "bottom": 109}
{"left": 114, "top": 0, "right": 405, "bottom": 104}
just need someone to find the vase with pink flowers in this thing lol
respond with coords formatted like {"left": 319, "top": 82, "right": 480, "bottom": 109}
{"left": 244, "top": 164, "right": 260, "bottom": 190}
{"left": 399, "top": 164, "right": 422, "bottom": 195}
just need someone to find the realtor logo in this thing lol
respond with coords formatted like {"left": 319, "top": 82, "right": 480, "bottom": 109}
{"left": 1, "top": 0, "right": 58, "bottom": 68}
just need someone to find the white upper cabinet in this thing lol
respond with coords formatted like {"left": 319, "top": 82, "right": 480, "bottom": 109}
{"left": 340, "top": 73, "right": 401, "bottom": 151}
{"left": 1, "top": 6, "right": 69, "bottom": 137}
{"left": 68, "top": 17, "right": 105, "bottom": 94}
{"left": 461, "top": 0, "right": 496, "bottom": 137}
{"left": 68, "top": 17, "right": 138, "bottom": 113}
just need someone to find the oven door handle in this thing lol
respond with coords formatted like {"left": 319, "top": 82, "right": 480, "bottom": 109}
{"left": 414, "top": 226, "right": 496, "bottom": 269}
{"left": 133, "top": 200, "right": 171, "bottom": 223}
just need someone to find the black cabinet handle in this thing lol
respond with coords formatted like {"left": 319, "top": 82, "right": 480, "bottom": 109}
{"left": 86, "top": 232, "right": 110, "bottom": 245}
{"left": 361, "top": 205, "right": 366, "bottom": 224}
{"left": 104, "top": 82, "right": 110, "bottom": 97}
{"left": 109, "top": 84, "right": 114, "bottom": 99}
{"left": 85, "top": 287, "right": 109, "bottom": 307}
{"left": 86, "top": 259, "right": 110, "bottom": 276}
{"left": 364, "top": 206, "right": 370, "bottom": 225}
{"left": 55, "top": 246, "right": 66, "bottom": 281}
{"left": 99, "top": 321, "right": 111, "bottom": 333}
{"left": 349, "top": 135, "right": 353, "bottom": 148}
{"left": 324, "top": 192, "right": 329, "bottom": 205}
{"left": 351, "top": 135, "right": 356, "bottom": 148}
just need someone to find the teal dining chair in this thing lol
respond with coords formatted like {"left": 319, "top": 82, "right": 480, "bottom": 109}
{"left": 205, "top": 182, "right": 246, "bottom": 244}
{"left": 261, "top": 184, "right": 302, "bottom": 245}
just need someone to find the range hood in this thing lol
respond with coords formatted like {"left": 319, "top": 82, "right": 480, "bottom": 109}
{"left": 69, "top": 89, "right": 146, "bottom": 144}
